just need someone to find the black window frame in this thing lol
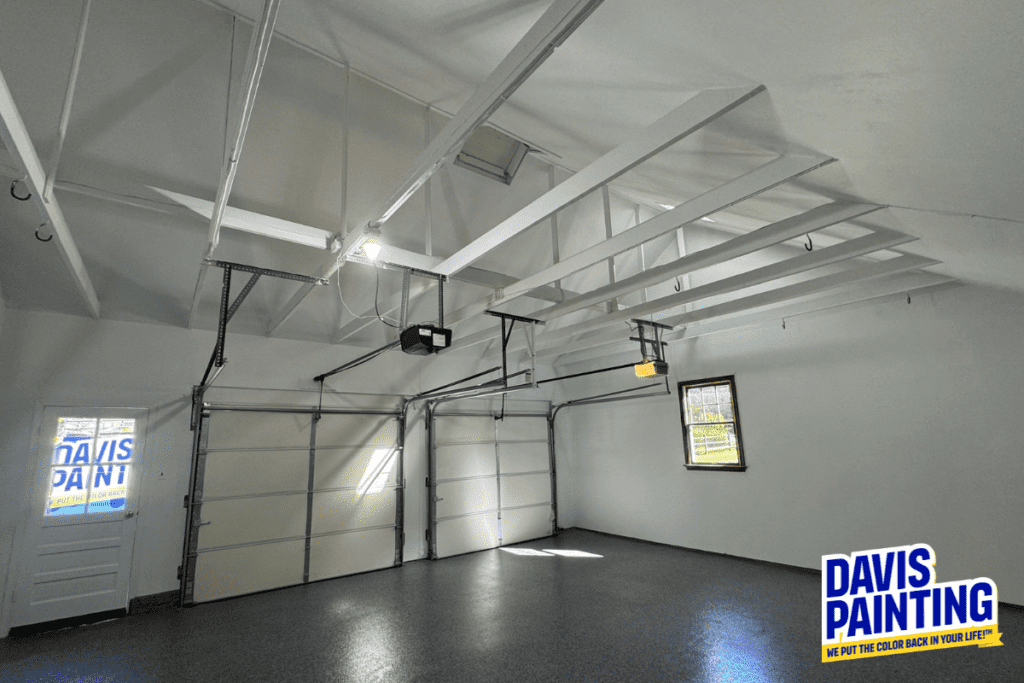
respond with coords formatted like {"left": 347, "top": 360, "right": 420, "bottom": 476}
{"left": 678, "top": 375, "right": 747, "bottom": 472}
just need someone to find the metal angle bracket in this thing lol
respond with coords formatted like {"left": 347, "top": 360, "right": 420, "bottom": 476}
{"left": 484, "top": 310, "right": 546, "bottom": 388}
{"left": 631, "top": 318, "right": 672, "bottom": 363}
{"left": 199, "top": 259, "right": 329, "bottom": 389}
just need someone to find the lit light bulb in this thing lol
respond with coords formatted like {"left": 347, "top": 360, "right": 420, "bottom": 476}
{"left": 362, "top": 241, "right": 382, "bottom": 260}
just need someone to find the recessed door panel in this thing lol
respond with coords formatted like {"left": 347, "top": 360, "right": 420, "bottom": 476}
{"left": 309, "top": 528, "right": 396, "bottom": 582}
{"left": 311, "top": 490, "right": 397, "bottom": 534}
{"left": 495, "top": 418, "right": 548, "bottom": 443}
{"left": 436, "top": 478, "right": 498, "bottom": 519}
{"left": 501, "top": 505, "right": 554, "bottom": 545}
{"left": 436, "top": 442, "right": 497, "bottom": 480}
{"left": 314, "top": 446, "right": 398, "bottom": 491}
{"left": 193, "top": 540, "right": 305, "bottom": 602}
{"left": 436, "top": 513, "right": 501, "bottom": 558}
{"left": 316, "top": 415, "right": 397, "bottom": 448}
{"left": 497, "top": 442, "right": 549, "bottom": 474}
{"left": 203, "top": 450, "right": 309, "bottom": 497}
{"left": 206, "top": 412, "right": 310, "bottom": 450}
{"left": 197, "top": 495, "right": 307, "bottom": 549}
{"left": 500, "top": 473, "right": 552, "bottom": 509}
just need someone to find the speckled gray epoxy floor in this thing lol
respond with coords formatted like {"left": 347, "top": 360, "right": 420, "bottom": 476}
{"left": 1, "top": 529, "right": 1022, "bottom": 682}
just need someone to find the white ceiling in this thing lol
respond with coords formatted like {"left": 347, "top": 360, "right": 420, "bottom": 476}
{"left": 205, "top": 0, "right": 1024, "bottom": 292}
{"left": 2, "top": 0, "right": 1023, "bottom": 354}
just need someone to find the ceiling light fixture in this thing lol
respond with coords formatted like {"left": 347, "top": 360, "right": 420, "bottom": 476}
{"left": 337, "top": 225, "right": 385, "bottom": 265}
{"left": 362, "top": 240, "right": 382, "bottom": 261}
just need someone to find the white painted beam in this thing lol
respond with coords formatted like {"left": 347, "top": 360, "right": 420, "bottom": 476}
{"left": 0, "top": 66, "right": 100, "bottom": 317}
{"left": 532, "top": 202, "right": 881, "bottom": 320}
{"left": 550, "top": 273, "right": 958, "bottom": 366}
{"left": 151, "top": 187, "right": 332, "bottom": 249}
{"left": 361, "top": 0, "right": 605, "bottom": 232}
{"left": 269, "top": 0, "right": 607, "bottom": 328}
{"left": 436, "top": 85, "right": 767, "bottom": 277}
{"left": 44, "top": 0, "right": 91, "bottom": 201}
{"left": 187, "top": 0, "right": 281, "bottom": 329}
{"left": 325, "top": 249, "right": 602, "bottom": 344}
{"left": 443, "top": 153, "right": 833, "bottom": 327}
{"left": 528, "top": 254, "right": 938, "bottom": 359}
{"left": 471, "top": 226, "right": 911, "bottom": 355}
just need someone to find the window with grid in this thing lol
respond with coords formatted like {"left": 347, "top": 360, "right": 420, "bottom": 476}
{"left": 47, "top": 417, "right": 136, "bottom": 515}
{"left": 679, "top": 376, "right": 746, "bottom": 471}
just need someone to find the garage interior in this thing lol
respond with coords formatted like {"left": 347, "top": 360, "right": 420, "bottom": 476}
{"left": 0, "top": 0, "right": 1022, "bottom": 680}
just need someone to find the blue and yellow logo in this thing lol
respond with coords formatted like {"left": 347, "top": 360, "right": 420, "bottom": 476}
{"left": 822, "top": 543, "right": 1002, "bottom": 662}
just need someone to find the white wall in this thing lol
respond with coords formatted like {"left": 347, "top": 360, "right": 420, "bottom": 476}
{"left": 0, "top": 308, "right": 509, "bottom": 636}
{"left": 557, "top": 283, "right": 1024, "bottom": 606}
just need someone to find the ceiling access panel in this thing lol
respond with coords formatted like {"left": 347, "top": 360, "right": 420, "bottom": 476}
{"left": 181, "top": 396, "right": 404, "bottom": 605}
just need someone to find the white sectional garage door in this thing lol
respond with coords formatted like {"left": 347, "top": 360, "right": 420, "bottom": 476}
{"left": 429, "top": 410, "right": 554, "bottom": 559}
{"left": 182, "top": 403, "right": 403, "bottom": 604}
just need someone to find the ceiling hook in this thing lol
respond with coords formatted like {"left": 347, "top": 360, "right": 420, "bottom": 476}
{"left": 11, "top": 177, "right": 31, "bottom": 201}
{"left": 782, "top": 318, "right": 786, "bottom": 330}
{"left": 804, "top": 234, "right": 813, "bottom": 251}
{"left": 36, "top": 222, "right": 53, "bottom": 242}
{"left": 674, "top": 276, "right": 682, "bottom": 292}
{"left": 907, "top": 293, "right": 911, "bottom": 305}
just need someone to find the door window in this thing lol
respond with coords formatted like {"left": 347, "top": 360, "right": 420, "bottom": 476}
{"left": 47, "top": 417, "right": 136, "bottom": 516}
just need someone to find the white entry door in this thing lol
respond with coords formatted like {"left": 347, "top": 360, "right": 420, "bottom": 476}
{"left": 11, "top": 407, "right": 147, "bottom": 627}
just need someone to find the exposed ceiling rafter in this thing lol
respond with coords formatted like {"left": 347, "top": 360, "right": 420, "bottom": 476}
{"left": 520, "top": 254, "right": 939, "bottom": 361}
{"left": 443, "top": 153, "right": 833, "bottom": 329}
{"left": 548, "top": 274, "right": 959, "bottom": 367}
{"left": 0, "top": 66, "right": 100, "bottom": 318}
{"left": 266, "top": 0, "right": 607, "bottom": 334}
{"left": 187, "top": 0, "right": 281, "bottom": 329}
{"left": 532, "top": 202, "right": 883, "bottom": 321}
{"left": 326, "top": 248, "right": 608, "bottom": 344}
{"left": 483, "top": 227, "right": 917, "bottom": 357}
{"left": 435, "top": 85, "right": 767, "bottom": 278}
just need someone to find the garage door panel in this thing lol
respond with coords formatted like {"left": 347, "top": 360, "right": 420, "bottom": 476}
{"left": 436, "top": 442, "right": 496, "bottom": 480}
{"left": 314, "top": 446, "right": 398, "bottom": 491}
{"left": 309, "top": 528, "right": 395, "bottom": 582}
{"left": 501, "top": 506, "right": 553, "bottom": 545}
{"left": 203, "top": 450, "right": 309, "bottom": 497}
{"left": 497, "top": 442, "right": 549, "bottom": 474}
{"left": 435, "top": 416, "right": 494, "bottom": 444}
{"left": 311, "top": 490, "right": 396, "bottom": 535}
{"left": 193, "top": 540, "right": 305, "bottom": 602}
{"left": 500, "top": 473, "right": 552, "bottom": 509}
{"left": 495, "top": 418, "right": 547, "bottom": 443}
{"left": 207, "top": 412, "right": 310, "bottom": 450}
{"left": 197, "top": 495, "right": 307, "bottom": 549}
{"left": 436, "top": 478, "right": 498, "bottom": 519}
{"left": 436, "top": 513, "right": 501, "bottom": 558}
{"left": 316, "top": 415, "right": 397, "bottom": 448}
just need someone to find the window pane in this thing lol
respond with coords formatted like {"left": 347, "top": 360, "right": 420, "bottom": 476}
{"left": 689, "top": 423, "right": 739, "bottom": 464}
{"left": 47, "top": 466, "right": 89, "bottom": 515}
{"left": 716, "top": 385, "right": 731, "bottom": 405}
{"left": 701, "top": 387, "right": 717, "bottom": 405}
{"left": 52, "top": 417, "right": 97, "bottom": 465}
{"left": 718, "top": 402, "right": 735, "bottom": 421}
{"left": 88, "top": 464, "right": 130, "bottom": 513}
{"left": 687, "top": 388, "right": 702, "bottom": 405}
{"left": 95, "top": 419, "right": 135, "bottom": 463}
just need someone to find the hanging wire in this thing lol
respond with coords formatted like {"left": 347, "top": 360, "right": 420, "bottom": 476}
{"left": 374, "top": 268, "right": 400, "bottom": 328}
{"left": 334, "top": 256, "right": 400, "bottom": 327}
